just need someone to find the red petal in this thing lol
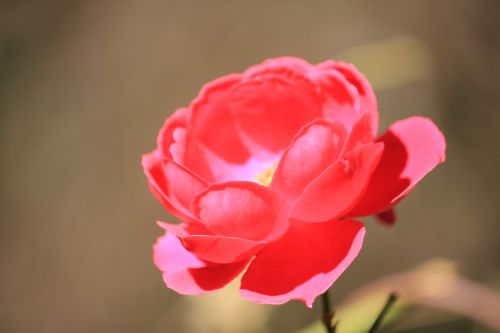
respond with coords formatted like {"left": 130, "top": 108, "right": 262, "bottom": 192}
{"left": 187, "top": 74, "right": 250, "bottom": 168}
{"left": 240, "top": 219, "right": 365, "bottom": 307}
{"left": 192, "top": 182, "right": 288, "bottom": 242}
{"left": 186, "top": 73, "right": 285, "bottom": 183}
{"left": 342, "top": 113, "right": 375, "bottom": 154}
{"left": 318, "top": 61, "right": 379, "bottom": 136}
{"left": 163, "top": 160, "right": 207, "bottom": 212}
{"left": 229, "top": 62, "right": 323, "bottom": 152}
{"left": 182, "top": 235, "right": 267, "bottom": 264}
{"left": 142, "top": 150, "right": 207, "bottom": 221}
{"left": 244, "top": 57, "right": 313, "bottom": 77}
{"left": 291, "top": 143, "right": 383, "bottom": 223}
{"left": 157, "top": 108, "right": 189, "bottom": 162}
{"left": 309, "top": 66, "right": 360, "bottom": 130}
{"left": 157, "top": 221, "right": 211, "bottom": 237}
{"left": 142, "top": 150, "right": 187, "bottom": 220}
{"left": 271, "top": 119, "right": 347, "bottom": 199}
{"left": 157, "top": 221, "right": 265, "bottom": 264}
{"left": 347, "top": 117, "right": 446, "bottom": 217}
{"left": 153, "top": 232, "right": 248, "bottom": 295}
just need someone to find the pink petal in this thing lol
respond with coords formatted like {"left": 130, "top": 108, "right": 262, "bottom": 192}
{"left": 229, "top": 62, "right": 323, "bottom": 152}
{"left": 153, "top": 232, "right": 248, "bottom": 295}
{"left": 271, "top": 119, "right": 347, "bottom": 199}
{"left": 240, "top": 219, "right": 365, "bottom": 307}
{"left": 142, "top": 150, "right": 207, "bottom": 221}
{"left": 192, "top": 182, "right": 288, "bottom": 242}
{"left": 347, "top": 117, "right": 446, "bottom": 217}
{"left": 291, "top": 143, "right": 384, "bottom": 223}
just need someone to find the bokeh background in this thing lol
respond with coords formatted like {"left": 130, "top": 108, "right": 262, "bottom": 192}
{"left": 1, "top": 1, "right": 500, "bottom": 332}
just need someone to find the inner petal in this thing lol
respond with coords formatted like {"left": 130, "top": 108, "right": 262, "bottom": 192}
{"left": 193, "top": 182, "right": 288, "bottom": 242}
{"left": 196, "top": 147, "right": 281, "bottom": 184}
{"left": 229, "top": 69, "right": 323, "bottom": 153}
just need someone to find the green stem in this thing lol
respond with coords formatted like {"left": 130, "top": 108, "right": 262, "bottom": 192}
{"left": 321, "top": 290, "right": 335, "bottom": 333}
{"left": 368, "top": 293, "right": 398, "bottom": 333}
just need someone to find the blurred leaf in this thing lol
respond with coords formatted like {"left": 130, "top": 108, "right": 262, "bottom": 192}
{"left": 335, "top": 36, "right": 433, "bottom": 91}
{"left": 296, "top": 292, "right": 407, "bottom": 333}
{"left": 295, "top": 258, "right": 500, "bottom": 333}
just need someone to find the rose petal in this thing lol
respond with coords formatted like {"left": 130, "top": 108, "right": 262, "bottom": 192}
{"left": 342, "top": 113, "right": 375, "bottom": 154}
{"left": 308, "top": 66, "right": 361, "bottom": 131}
{"left": 157, "top": 108, "right": 189, "bottom": 162}
{"left": 142, "top": 150, "right": 189, "bottom": 221}
{"left": 271, "top": 119, "right": 347, "bottom": 199}
{"left": 240, "top": 219, "right": 365, "bottom": 307}
{"left": 192, "top": 182, "right": 288, "bottom": 242}
{"left": 157, "top": 221, "right": 265, "bottom": 264}
{"left": 142, "top": 150, "right": 207, "bottom": 221}
{"left": 347, "top": 117, "right": 446, "bottom": 217}
{"left": 244, "top": 57, "right": 313, "bottom": 78}
{"left": 318, "top": 61, "right": 379, "bottom": 136}
{"left": 163, "top": 160, "right": 208, "bottom": 212}
{"left": 229, "top": 63, "right": 323, "bottom": 152}
{"left": 153, "top": 232, "right": 248, "bottom": 295}
{"left": 182, "top": 235, "right": 267, "bottom": 264}
{"left": 186, "top": 74, "right": 250, "bottom": 178}
{"left": 157, "top": 221, "right": 211, "bottom": 237}
{"left": 291, "top": 143, "right": 384, "bottom": 223}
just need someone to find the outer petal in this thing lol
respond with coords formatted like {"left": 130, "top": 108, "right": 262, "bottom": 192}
{"left": 157, "top": 221, "right": 266, "bottom": 264}
{"left": 157, "top": 108, "right": 189, "bottom": 163}
{"left": 142, "top": 150, "right": 187, "bottom": 220}
{"left": 240, "top": 219, "right": 365, "bottom": 307}
{"left": 229, "top": 62, "right": 324, "bottom": 152}
{"left": 142, "top": 150, "right": 208, "bottom": 220}
{"left": 308, "top": 66, "right": 361, "bottom": 131}
{"left": 318, "top": 61, "right": 379, "bottom": 136}
{"left": 157, "top": 221, "right": 211, "bottom": 237}
{"left": 182, "top": 236, "right": 267, "bottom": 264}
{"left": 271, "top": 119, "right": 347, "bottom": 199}
{"left": 347, "top": 117, "right": 446, "bottom": 217}
{"left": 185, "top": 74, "right": 251, "bottom": 182}
{"left": 291, "top": 143, "right": 384, "bottom": 223}
{"left": 192, "top": 182, "right": 288, "bottom": 242}
{"left": 244, "top": 57, "right": 313, "bottom": 78}
{"left": 153, "top": 232, "right": 248, "bottom": 295}
{"left": 342, "top": 113, "right": 375, "bottom": 154}
{"left": 154, "top": 107, "right": 216, "bottom": 184}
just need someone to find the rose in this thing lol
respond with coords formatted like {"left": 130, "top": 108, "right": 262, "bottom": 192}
{"left": 142, "top": 57, "right": 446, "bottom": 306}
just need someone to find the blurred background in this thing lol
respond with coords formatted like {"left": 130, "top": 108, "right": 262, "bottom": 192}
{"left": 1, "top": 0, "right": 500, "bottom": 332}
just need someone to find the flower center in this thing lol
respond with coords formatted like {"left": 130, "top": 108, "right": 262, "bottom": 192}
{"left": 254, "top": 163, "right": 277, "bottom": 186}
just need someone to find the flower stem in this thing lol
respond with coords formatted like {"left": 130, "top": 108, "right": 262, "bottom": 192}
{"left": 321, "top": 290, "right": 335, "bottom": 333}
{"left": 368, "top": 292, "right": 398, "bottom": 333}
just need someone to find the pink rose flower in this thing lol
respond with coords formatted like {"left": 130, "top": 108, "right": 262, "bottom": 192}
{"left": 142, "top": 57, "right": 446, "bottom": 306}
